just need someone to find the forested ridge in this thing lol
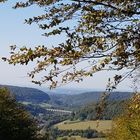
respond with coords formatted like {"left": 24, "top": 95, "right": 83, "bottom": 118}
{"left": 0, "top": 85, "right": 50, "bottom": 103}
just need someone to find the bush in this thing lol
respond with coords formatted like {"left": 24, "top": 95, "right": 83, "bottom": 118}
{"left": 107, "top": 94, "right": 140, "bottom": 140}
{"left": 61, "top": 137, "right": 68, "bottom": 140}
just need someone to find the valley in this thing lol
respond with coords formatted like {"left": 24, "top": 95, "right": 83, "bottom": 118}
{"left": 0, "top": 85, "right": 133, "bottom": 140}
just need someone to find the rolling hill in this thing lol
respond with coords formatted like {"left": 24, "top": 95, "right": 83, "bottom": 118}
{"left": 0, "top": 85, "right": 133, "bottom": 109}
{"left": 49, "top": 91, "right": 133, "bottom": 108}
{"left": 0, "top": 85, "right": 50, "bottom": 103}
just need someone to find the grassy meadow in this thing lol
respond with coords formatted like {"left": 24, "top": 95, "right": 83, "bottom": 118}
{"left": 57, "top": 136, "right": 106, "bottom": 140}
{"left": 55, "top": 120, "right": 112, "bottom": 132}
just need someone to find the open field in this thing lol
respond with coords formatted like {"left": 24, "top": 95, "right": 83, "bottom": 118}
{"left": 57, "top": 136, "right": 106, "bottom": 140}
{"left": 55, "top": 120, "right": 112, "bottom": 132}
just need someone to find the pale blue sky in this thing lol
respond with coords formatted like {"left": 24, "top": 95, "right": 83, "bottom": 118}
{"left": 0, "top": 1, "right": 133, "bottom": 91}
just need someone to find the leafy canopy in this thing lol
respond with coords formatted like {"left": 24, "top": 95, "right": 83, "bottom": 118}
{"left": 1, "top": 0, "right": 140, "bottom": 88}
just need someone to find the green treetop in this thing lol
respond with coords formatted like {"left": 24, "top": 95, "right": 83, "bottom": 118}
{"left": 0, "top": 88, "right": 38, "bottom": 140}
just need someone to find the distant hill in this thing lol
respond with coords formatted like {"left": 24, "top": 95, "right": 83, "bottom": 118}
{"left": 72, "top": 100, "right": 127, "bottom": 120}
{"left": 0, "top": 85, "right": 50, "bottom": 103}
{"left": 0, "top": 85, "right": 133, "bottom": 108}
{"left": 49, "top": 91, "right": 133, "bottom": 108}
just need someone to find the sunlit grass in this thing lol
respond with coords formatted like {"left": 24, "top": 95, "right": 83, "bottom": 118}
{"left": 55, "top": 120, "right": 112, "bottom": 132}
{"left": 57, "top": 136, "right": 106, "bottom": 140}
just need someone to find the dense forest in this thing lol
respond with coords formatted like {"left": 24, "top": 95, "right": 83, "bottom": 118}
{"left": 0, "top": 85, "right": 50, "bottom": 103}
{"left": 71, "top": 100, "right": 126, "bottom": 120}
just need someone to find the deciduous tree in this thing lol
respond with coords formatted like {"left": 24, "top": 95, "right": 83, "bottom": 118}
{"left": 1, "top": 0, "right": 140, "bottom": 88}
{"left": 107, "top": 94, "right": 140, "bottom": 140}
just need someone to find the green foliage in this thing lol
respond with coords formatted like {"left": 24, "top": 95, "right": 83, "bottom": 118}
{"left": 61, "top": 137, "right": 68, "bottom": 140}
{"left": 48, "top": 127, "right": 104, "bottom": 139}
{"left": 0, "top": 0, "right": 140, "bottom": 88}
{"left": 107, "top": 94, "right": 140, "bottom": 140}
{"left": 0, "top": 0, "right": 6, "bottom": 2}
{"left": 0, "top": 88, "right": 38, "bottom": 140}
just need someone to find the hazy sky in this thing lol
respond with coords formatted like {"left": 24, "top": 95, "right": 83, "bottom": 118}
{"left": 0, "top": 1, "right": 134, "bottom": 91}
